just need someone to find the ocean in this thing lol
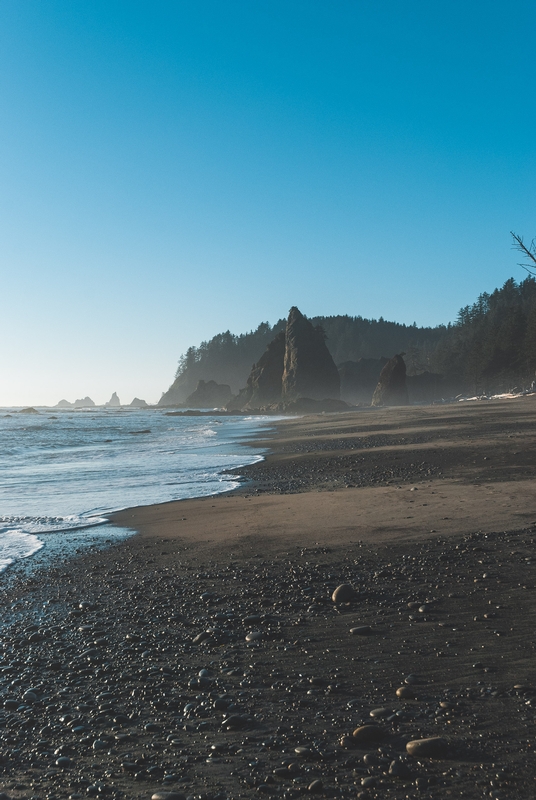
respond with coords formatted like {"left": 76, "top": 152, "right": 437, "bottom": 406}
{"left": 0, "top": 407, "right": 270, "bottom": 577}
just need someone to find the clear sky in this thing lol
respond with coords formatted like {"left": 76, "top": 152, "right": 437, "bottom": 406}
{"left": 1, "top": 1, "right": 535, "bottom": 406}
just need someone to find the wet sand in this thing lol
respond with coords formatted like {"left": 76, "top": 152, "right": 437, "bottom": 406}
{"left": 1, "top": 397, "right": 536, "bottom": 800}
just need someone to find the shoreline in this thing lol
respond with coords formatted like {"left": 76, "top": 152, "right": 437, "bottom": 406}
{"left": 1, "top": 397, "right": 536, "bottom": 799}
{"left": 111, "top": 395, "right": 536, "bottom": 542}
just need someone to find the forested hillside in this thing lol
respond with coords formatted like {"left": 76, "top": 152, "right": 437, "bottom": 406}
{"left": 159, "top": 316, "right": 443, "bottom": 404}
{"left": 159, "top": 277, "right": 536, "bottom": 405}
{"left": 434, "top": 277, "right": 536, "bottom": 393}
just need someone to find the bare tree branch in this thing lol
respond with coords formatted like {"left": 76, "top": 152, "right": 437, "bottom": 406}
{"left": 511, "top": 231, "right": 536, "bottom": 275}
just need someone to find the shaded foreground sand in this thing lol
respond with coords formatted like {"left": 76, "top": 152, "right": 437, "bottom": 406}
{"left": 1, "top": 398, "right": 536, "bottom": 800}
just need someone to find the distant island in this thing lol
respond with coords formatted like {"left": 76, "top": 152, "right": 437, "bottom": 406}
{"left": 54, "top": 394, "right": 149, "bottom": 409}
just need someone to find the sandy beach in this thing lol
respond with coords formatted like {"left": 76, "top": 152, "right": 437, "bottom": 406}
{"left": 1, "top": 397, "right": 536, "bottom": 800}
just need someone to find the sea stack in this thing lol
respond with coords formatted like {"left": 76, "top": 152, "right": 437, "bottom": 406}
{"left": 73, "top": 397, "right": 95, "bottom": 408}
{"left": 55, "top": 399, "right": 74, "bottom": 408}
{"left": 227, "top": 330, "right": 286, "bottom": 410}
{"left": 185, "top": 380, "right": 233, "bottom": 408}
{"left": 282, "top": 307, "right": 341, "bottom": 402}
{"left": 371, "top": 354, "right": 409, "bottom": 407}
{"left": 105, "top": 392, "right": 121, "bottom": 407}
{"left": 228, "top": 307, "right": 340, "bottom": 410}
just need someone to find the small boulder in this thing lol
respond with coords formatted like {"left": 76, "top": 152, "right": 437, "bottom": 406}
{"left": 332, "top": 584, "right": 355, "bottom": 603}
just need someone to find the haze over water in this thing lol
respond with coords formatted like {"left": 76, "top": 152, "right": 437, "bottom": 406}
{"left": 0, "top": 409, "right": 268, "bottom": 573}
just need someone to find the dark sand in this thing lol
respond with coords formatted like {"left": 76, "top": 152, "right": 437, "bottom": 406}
{"left": 1, "top": 397, "right": 536, "bottom": 800}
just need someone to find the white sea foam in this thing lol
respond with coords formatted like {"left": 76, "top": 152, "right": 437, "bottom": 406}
{"left": 0, "top": 530, "right": 44, "bottom": 572}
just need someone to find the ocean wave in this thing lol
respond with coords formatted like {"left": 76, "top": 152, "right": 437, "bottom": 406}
{"left": 0, "top": 531, "right": 44, "bottom": 573}
{"left": 0, "top": 513, "right": 108, "bottom": 535}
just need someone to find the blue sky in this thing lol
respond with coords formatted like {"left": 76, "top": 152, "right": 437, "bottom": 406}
{"left": 1, "top": 1, "right": 535, "bottom": 405}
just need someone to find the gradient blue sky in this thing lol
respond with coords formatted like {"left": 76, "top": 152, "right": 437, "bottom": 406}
{"left": 1, "top": 1, "right": 535, "bottom": 405}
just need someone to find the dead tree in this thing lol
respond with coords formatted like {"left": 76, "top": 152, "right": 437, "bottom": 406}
{"left": 511, "top": 231, "right": 536, "bottom": 276}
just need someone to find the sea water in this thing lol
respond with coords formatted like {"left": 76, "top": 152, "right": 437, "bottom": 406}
{"left": 0, "top": 407, "right": 269, "bottom": 576}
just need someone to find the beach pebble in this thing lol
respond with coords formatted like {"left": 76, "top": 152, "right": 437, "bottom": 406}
{"left": 222, "top": 714, "right": 248, "bottom": 730}
{"left": 369, "top": 707, "right": 392, "bottom": 719}
{"left": 151, "top": 794, "right": 186, "bottom": 800}
{"left": 352, "top": 725, "right": 386, "bottom": 744}
{"left": 308, "top": 779, "right": 323, "bottom": 793}
{"left": 350, "top": 625, "right": 372, "bottom": 636}
{"left": 396, "top": 686, "right": 415, "bottom": 699}
{"left": 245, "top": 631, "right": 262, "bottom": 642}
{"left": 389, "top": 759, "right": 413, "bottom": 778}
{"left": 406, "top": 737, "right": 449, "bottom": 757}
{"left": 332, "top": 584, "right": 355, "bottom": 603}
{"left": 92, "top": 739, "right": 107, "bottom": 751}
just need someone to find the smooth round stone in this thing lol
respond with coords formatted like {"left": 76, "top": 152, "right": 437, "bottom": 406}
{"left": 396, "top": 686, "right": 415, "bottom": 699}
{"left": 406, "top": 737, "right": 449, "bottom": 758}
{"left": 389, "top": 760, "right": 412, "bottom": 778}
{"left": 419, "top": 603, "right": 435, "bottom": 612}
{"left": 350, "top": 626, "right": 372, "bottom": 636}
{"left": 404, "top": 674, "right": 422, "bottom": 685}
{"left": 151, "top": 793, "right": 186, "bottom": 800}
{"left": 295, "top": 746, "right": 312, "bottom": 757}
{"left": 332, "top": 584, "right": 355, "bottom": 603}
{"left": 72, "top": 726, "right": 87, "bottom": 735}
{"left": 369, "top": 707, "right": 392, "bottom": 719}
{"left": 222, "top": 714, "right": 247, "bottom": 730}
{"left": 245, "top": 631, "right": 262, "bottom": 642}
{"left": 92, "top": 739, "right": 107, "bottom": 751}
{"left": 273, "top": 767, "right": 288, "bottom": 778}
{"left": 22, "top": 691, "right": 37, "bottom": 704}
{"left": 243, "top": 614, "right": 262, "bottom": 624}
{"left": 352, "top": 725, "right": 386, "bottom": 744}
{"left": 308, "top": 780, "right": 323, "bottom": 793}
{"left": 56, "top": 756, "right": 72, "bottom": 768}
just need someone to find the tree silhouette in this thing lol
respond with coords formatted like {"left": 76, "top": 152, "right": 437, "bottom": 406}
{"left": 512, "top": 231, "right": 536, "bottom": 275}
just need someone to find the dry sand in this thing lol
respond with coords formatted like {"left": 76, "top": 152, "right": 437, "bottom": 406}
{"left": 1, "top": 397, "right": 536, "bottom": 800}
